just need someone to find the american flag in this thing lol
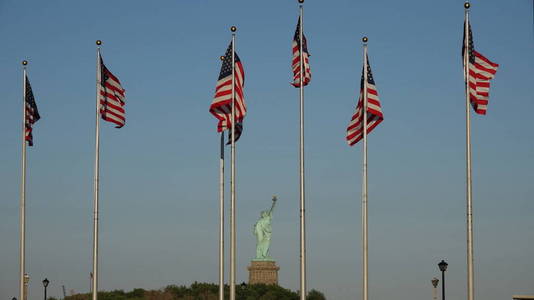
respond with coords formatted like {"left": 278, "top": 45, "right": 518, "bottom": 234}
{"left": 210, "top": 42, "right": 246, "bottom": 143}
{"left": 25, "top": 76, "right": 40, "bottom": 146}
{"left": 291, "top": 16, "right": 311, "bottom": 87}
{"left": 98, "top": 56, "right": 126, "bottom": 128}
{"left": 463, "top": 21, "right": 499, "bottom": 115}
{"left": 346, "top": 56, "right": 384, "bottom": 146}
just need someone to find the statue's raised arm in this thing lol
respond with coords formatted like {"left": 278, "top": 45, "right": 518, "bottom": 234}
{"left": 268, "top": 196, "right": 277, "bottom": 215}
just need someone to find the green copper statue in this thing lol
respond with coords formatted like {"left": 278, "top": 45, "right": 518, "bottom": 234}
{"left": 253, "top": 196, "right": 277, "bottom": 261}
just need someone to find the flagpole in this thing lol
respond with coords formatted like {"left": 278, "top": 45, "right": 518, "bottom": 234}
{"left": 92, "top": 39, "right": 102, "bottom": 300}
{"left": 19, "top": 60, "right": 28, "bottom": 300}
{"left": 229, "top": 25, "right": 237, "bottom": 300}
{"left": 297, "top": 1, "right": 307, "bottom": 299}
{"left": 361, "top": 36, "right": 369, "bottom": 300}
{"left": 219, "top": 131, "right": 225, "bottom": 300}
{"left": 463, "top": 3, "right": 475, "bottom": 300}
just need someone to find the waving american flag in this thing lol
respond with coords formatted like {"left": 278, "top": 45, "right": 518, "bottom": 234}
{"left": 291, "top": 16, "right": 311, "bottom": 87}
{"left": 463, "top": 21, "right": 499, "bottom": 115}
{"left": 346, "top": 56, "right": 384, "bottom": 146}
{"left": 210, "top": 42, "right": 246, "bottom": 143}
{"left": 24, "top": 76, "right": 40, "bottom": 146}
{"left": 98, "top": 56, "right": 126, "bottom": 128}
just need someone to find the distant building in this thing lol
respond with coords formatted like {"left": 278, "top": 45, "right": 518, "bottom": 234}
{"left": 513, "top": 296, "right": 534, "bottom": 300}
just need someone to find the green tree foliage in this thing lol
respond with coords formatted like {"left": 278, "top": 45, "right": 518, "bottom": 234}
{"left": 306, "top": 289, "right": 326, "bottom": 300}
{"left": 236, "top": 283, "right": 298, "bottom": 300}
{"left": 64, "top": 283, "right": 326, "bottom": 300}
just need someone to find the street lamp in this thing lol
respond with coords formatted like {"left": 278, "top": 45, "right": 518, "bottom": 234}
{"left": 431, "top": 277, "right": 439, "bottom": 300}
{"left": 438, "top": 260, "right": 448, "bottom": 300}
{"left": 42, "top": 278, "right": 49, "bottom": 300}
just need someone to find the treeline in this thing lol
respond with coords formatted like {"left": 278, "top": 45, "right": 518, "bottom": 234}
{"left": 62, "top": 282, "right": 326, "bottom": 300}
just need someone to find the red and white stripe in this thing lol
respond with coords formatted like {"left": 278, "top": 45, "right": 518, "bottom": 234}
{"left": 25, "top": 103, "right": 38, "bottom": 146}
{"left": 24, "top": 75, "right": 40, "bottom": 146}
{"left": 466, "top": 50, "right": 498, "bottom": 115}
{"left": 292, "top": 41, "right": 311, "bottom": 87}
{"left": 291, "top": 17, "right": 311, "bottom": 87}
{"left": 210, "top": 60, "right": 246, "bottom": 134}
{"left": 98, "top": 59, "right": 126, "bottom": 128}
{"left": 346, "top": 70, "right": 383, "bottom": 146}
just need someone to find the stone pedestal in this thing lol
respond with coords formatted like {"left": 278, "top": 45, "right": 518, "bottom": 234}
{"left": 247, "top": 260, "right": 280, "bottom": 285}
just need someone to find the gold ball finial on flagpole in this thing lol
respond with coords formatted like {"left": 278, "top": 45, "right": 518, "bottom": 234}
{"left": 298, "top": 0, "right": 304, "bottom": 3}
{"left": 22, "top": 60, "right": 28, "bottom": 66}
{"left": 362, "top": 36, "right": 368, "bottom": 43}
{"left": 96, "top": 40, "right": 102, "bottom": 45}
{"left": 230, "top": 26, "right": 237, "bottom": 32}
{"left": 464, "top": 2, "right": 470, "bottom": 9}
{"left": 220, "top": 56, "right": 225, "bottom": 61}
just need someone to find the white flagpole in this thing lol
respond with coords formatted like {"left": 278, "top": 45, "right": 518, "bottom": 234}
{"left": 92, "top": 40, "right": 103, "bottom": 300}
{"left": 361, "top": 37, "right": 369, "bottom": 300}
{"left": 463, "top": 3, "right": 475, "bottom": 300}
{"left": 219, "top": 131, "right": 225, "bottom": 300}
{"left": 298, "top": 2, "right": 307, "bottom": 299}
{"left": 229, "top": 25, "right": 237, "bottom": 300}
{"left": 19, "top": 60, "right": 28, "bottom": 300}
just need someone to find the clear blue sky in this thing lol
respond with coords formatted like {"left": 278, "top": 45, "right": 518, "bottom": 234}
{"left": 1, "top": 0, "right": 533, "bottom": 299}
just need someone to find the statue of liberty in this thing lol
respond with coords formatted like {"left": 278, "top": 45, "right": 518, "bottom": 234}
{"left": 253, "top": 196, "right": 277, "bottom": 261}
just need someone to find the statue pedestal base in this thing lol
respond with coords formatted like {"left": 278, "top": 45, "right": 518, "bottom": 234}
{"left": 247, "top": 260, "right": 280, "bottom": 285}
